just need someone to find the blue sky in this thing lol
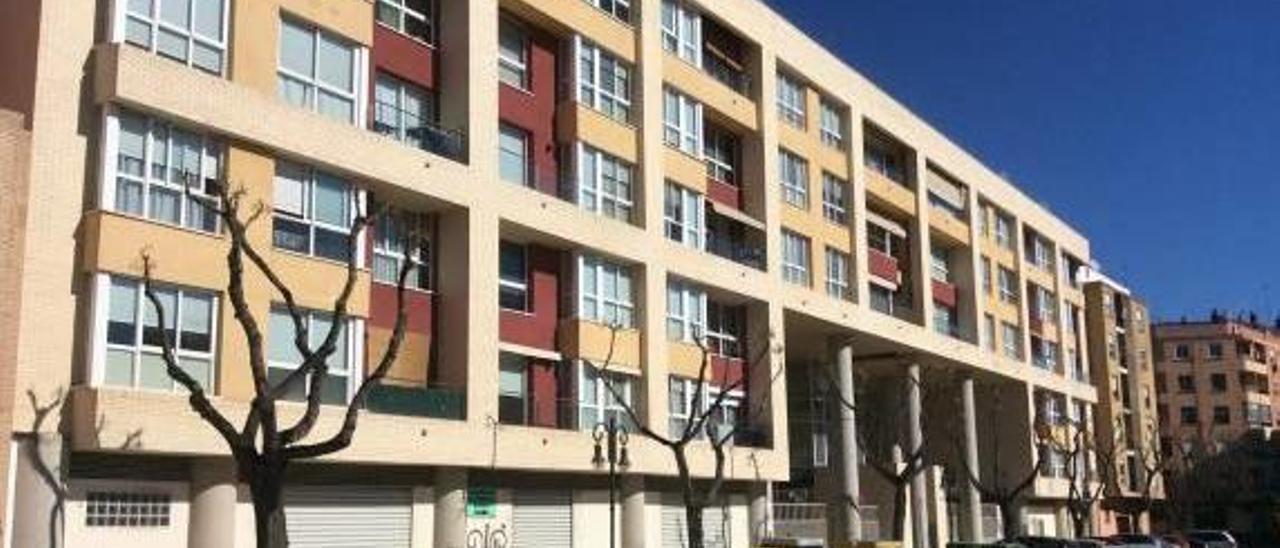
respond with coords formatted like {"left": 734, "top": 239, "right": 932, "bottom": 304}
{"left": 763, "top": 0, "right": 1280, "bottom": 321}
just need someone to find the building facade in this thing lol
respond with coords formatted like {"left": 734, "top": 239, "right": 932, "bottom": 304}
{"left": 0, "top": 0, "right": 1122, "bottom": 546}
{"left": 1082, "top": 271, "right": 1161, "bottom": 534}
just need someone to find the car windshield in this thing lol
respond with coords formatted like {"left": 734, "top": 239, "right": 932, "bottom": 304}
{"left": 1186, "top": 531, "right": 1227, "bottom": 540}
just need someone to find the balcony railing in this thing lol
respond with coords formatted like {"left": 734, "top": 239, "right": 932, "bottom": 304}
{"left": 366, "top": 383, "right": 466, "bottom": 420}
{"left": 702, "top": 50, "right": 751, "bottom": 96}
{"left": 371, "top": 101, "right": 466, "bottom": 161}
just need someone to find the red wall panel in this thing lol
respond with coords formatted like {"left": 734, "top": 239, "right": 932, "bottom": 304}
{"left": 527, "top": 358, "right": 560, "bottom": 428}
{"left": 498, "top": 20, "right": 560, "bottom": 196}
{"left": 369, "top": 283, "right": 435, "bottom": 335}
{"left": 371, "top": 25, "right": 437, "bottom": 89}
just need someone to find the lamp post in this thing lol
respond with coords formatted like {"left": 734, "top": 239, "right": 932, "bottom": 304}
{"left": 593, "top": 416, "right": 630, "bottom": 548}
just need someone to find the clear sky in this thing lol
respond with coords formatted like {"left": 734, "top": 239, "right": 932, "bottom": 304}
{"left": 763, "top": 0, "right": 1280, "bottom": 321}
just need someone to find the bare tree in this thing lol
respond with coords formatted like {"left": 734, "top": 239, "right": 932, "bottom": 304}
{"left": 587, "top": 327, "right": 780, "bottom": 548}
{"left": 139, "top": 181, "right": 418, "bottom": 548}
{"left": 1053, "top": 413, "right": 1110, "bottom": 538}
{"left": 953, "top": 386, "right": 1051, "bottom": 540}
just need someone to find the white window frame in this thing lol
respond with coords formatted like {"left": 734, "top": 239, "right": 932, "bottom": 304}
{"left": 776, "top": 72, "right": 806, "bottom": 128}
{"left": 1002, "top": 322, "right": 1022, "bottom": 359}
{"left": 498, "top": 123, "right": 531, "bottom": 187}
{"left": 933, "top": 305, "right": 956, "bottom": 336}
{"left": 266, "top": 306, "right": 363, "bottom": 404}
{"left": 819, "top": 99, "right": 843, "bottom": 148}
{"left": 983, "top": 314, "right": 996, "bottom": 351}
{"left": 781, "top": 229, "right": 811, "bottom": 286}
{"left": 1030, "top": 235, "right": 1052, "bottom": 270}
{"left": 372, "top": 73, "right": 436, "bottom": 149}
{"left": 113, "top": 0, "right": 230, "bottom": 75}
{"left": 499, "top": 241, "right": 529, "bottom": 312}
{"left": 703, "top": 126, "right": 737, "bottom": 185}
{"left": 998, "top": 266, "right": 1019, "bottom": 304}
{"left": 825, "top": 247, "right": 850, "bottom": 300}
{"left": 101, "top": 108, "right": 223, "bottom": 234}
{"left": 371, "top": 211, "right": 431, "bottom": 290}
{"left": 584, "top": 0, "right": 632, "bottom": 23}
{"left": 779, "top": 149, "right": 809, "bottom": 209}
{"left": 579, "top": 254, "right": 636, "bottom": 328}
{"left": 578, "top": 362, "right": 634, "bottom": 430}
{"left": 91, "top": 274, "right": 218, "bottom": 393}
{"left": 664, "top": 182, "right": 706, "bottom": 250}
{"left": 666, "top": 279, "right": 707, "bottom": 343}
{"left": 705, "top": 302, "right": 743, "bottom": 358}
{"left": 667, "top": 377, "right": 743, "bottom": 440}
{"left": 663, "top": 87, "right": 703, "bottom": 155}
{"left": 821, "top": 172, "right": 848, "bottom": 224}
{"left": 660, "top": 0, "right": 701, "bottom": 66}
{"left": 930, "top": 247, "right": 951, "bottom": 283}
{"left": 276, "top": 17, "right": 366, "bottom": 126}
{"left": 1034, "top": 285, "right": 1057, "bottom": 323}
{"left": 498, "top": 18, "right": 529, "bottom": 90}
{"left": 575, "top": 37, "right": 632, "bottom": 123}
{"left": 272, "top": 160, "right": 365, "bottom": 263}
{"left": 374, "top": 0, "right": 435, "bottom": 44}
{"left": 994, "top": 213, "right": 1013, "bottom": 250}
{"left": 578, "top": 143, "right": 634, "bottom": 222}
{"left": 981, "top": 257, "right": 993, "bottom": 294}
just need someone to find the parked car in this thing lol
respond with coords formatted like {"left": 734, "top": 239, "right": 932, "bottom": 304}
{"left": 1108, "top": 534, "right": 1174, "bottom": 548}
{"left": 1182, "top": 530, "right": 1238, "bottom": 548}
{"left": 1002, "top": 536, "right": 1104, "bottom": 548}
{"left": 1160, "top": 533, "right": 1191, "bottom": 548}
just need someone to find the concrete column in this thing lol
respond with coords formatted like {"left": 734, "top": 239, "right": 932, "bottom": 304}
{"left": 433, "top": 468, "right": 467, "bottom": 548}
{"left": 749, "top": 482, "right": 771, "bottom": 545}
{"left": 187, "top": 458, "right": 238, "bottom": 548}
{"left": 622, "top": 475, "right": 646, "bottom": 548}
{"left": 959, "top": 377, "right": 983, "bottom": 542}
{"left": 835, "top": 343, "right": 862, "bottom": 543}
{"left": 906, "top": 363, "right": 929, "bottom": 548}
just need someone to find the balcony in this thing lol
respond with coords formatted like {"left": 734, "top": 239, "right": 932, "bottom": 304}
{"left": 868, "top": 249, "right": 901, "bottom": 285}
{"left": 663, "top": 55, "right": 758, "bottom": 131}
{"left": 865, "top": 169, "right": 917, "bottom": 217}
{"left": 702, "top": 50, "right": 751, "bottom": 97}
{"left": 706, "top": 176, "right": 741, "bottom": 210}
{"left": 371, "top": 101, "right": 466, "bottom": 161}
{"left": 706, "top": 209, "right": 766, "bottom": 271}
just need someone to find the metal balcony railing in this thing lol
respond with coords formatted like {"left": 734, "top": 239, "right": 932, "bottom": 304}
{"left": 370, "top": 101, "right": 466, "bottom": 161}
{"left": 702, "top": 51, "right": 751, "bottom": 96}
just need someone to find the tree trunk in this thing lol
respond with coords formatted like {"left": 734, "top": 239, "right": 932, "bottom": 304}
{"left": 685, "top": 502, "right": 705, "bottom": 548}
{"left": 249, "top": 461, "right": 289, "bottom": 548}
{"left": 1072, "top": 509, "right": 1087, "bottom": 538}
{"left": 999, "top": 499, "right": 1020, "bottom": 540}
{"left": 891, "top": 481, "right": 907, "bottom": 541}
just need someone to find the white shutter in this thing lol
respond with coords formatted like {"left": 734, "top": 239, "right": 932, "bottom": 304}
{"left": 512, "top": 489, "right": 572, "bottom": 548}
{"left": 284, "top": 486, "right": 412, "bottom": 548}
{"left": 661, "top": 495, "right": 730, "bottom": 548}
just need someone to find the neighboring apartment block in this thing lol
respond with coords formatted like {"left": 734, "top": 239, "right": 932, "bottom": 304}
{"left": 1081, "top": 271, "right": 1161, "bottom": 534}
{"left": 0, "top": 0, "right": 1126, "bottom": 545}
{"left": 1153, "top": 318, "right": 1280, "bottom": 453}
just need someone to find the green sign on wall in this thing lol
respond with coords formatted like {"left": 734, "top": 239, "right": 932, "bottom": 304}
{"left": 466, "top": 486, "right": 497, "bottom": 518}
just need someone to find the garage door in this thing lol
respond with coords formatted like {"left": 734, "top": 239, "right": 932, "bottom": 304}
{"left": 662, "top": 495, "right": 730, "bottom": 548}
{"left": 285, "top": 485, "right": 413, "bottom": 548}
{"left": 512, "top": 489, "right": 572, "bottom": 548}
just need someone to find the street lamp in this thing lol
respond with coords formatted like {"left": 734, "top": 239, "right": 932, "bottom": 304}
{"left": 592, "top": 416, "right": 630, "bottom": 548}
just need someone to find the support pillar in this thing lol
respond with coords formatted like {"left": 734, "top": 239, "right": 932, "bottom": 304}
{"left": 960, "top": 377, "right": 983, "bottom": 541}
{"left": 907, "top": 363, "right": 929, "bottom": 548}
{"left": 187, "top": 458, "right": 238, "bottom": 548}
{"left": 433, "top": 468, "right": 467, "bottom": 548}
{"left": 836, "top": 343, "right": 861, "bottom": 544}
{"left": 622, "top": 475, "right": 646, "bottom": 548}
{"left": 749, "top": 482, "right": 771, "bottom": 545}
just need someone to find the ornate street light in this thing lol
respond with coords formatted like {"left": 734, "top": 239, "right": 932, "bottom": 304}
{"left": 592, "top": 416, "right": 630, "bottom": 548}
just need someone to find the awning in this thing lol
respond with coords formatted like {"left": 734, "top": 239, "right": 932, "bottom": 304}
{"left": 707, "top": 201, "right": 765, "bottom": 231}
{"left": 866, "top": 210, "right": 907, "bottom": 238}
{"left": 498, "top": 342, "right": 562, "bottom": 362}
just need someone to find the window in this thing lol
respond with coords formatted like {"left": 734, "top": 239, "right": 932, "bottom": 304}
{"left": 579, "top": 363, "right": 633, "bottom": 430}
{"left": 706, "top": 303, "right": 743, "bottom": 358}
{"left": 1032, "top": 337, "right": 1058, "bottom": 369}
{"left": 1177, "top": 374, "right": 1195, "bottom": 393}
{"left": 498, "top": 124, "right": 530, "bottom": 186}
{"left": 781, "top": 230, "right": 811, "bottom": 286}
{"left": 660, "top": 0, "right": 701, "bottom": 65}
{"left": 983, "top": 314, "right": 996, "bottom": 351}
{"left": 585, "top": 0, "right": 631, "bottom": 23}
{"left": 869, "top": 284, "right": 894, "bottom": 315}
{"left": 666, "top": 280, "right": 706, "bottom": 342}
{"left": 1063, "top": 305, "right": 1078, "bottom": 334}
{"left": 930, "top": 247, "right": 950, "bottom": 283}
{"left": 86, "top": 491, "right": 172, "bottom": 527}
{"left": 108, "top": 110, "right": 222, "bottom": 233}
{"left": 371, "top": 212, "right": 431, "bottom": 290}
{"left": 981, "top": 257, "right": 992, "bottom": 294}
{"left": 1180, "top": 406, "right": 1198, "bottom": 425}
{"left": 1032, "top": 285, "right": 1057, "bottom": 323}
{"left": 1002, "top": 322, "right": 1022, "bottom": 359}
{"left": 994, "top": 213, "right": 1013, "bottom": 250}
{"left": 664, "top": 182, "right": 705, "bottom": 249}
{"left": 120, "top": 0, "right": 227, "bottom": 74}
{"left": 273, "top": 161, "right": 358, "bottom": 262}
{"left": 825, "top": 247, "right": 851, "bottom": 300}
{"left": 498, "top": 19, "right": 528, "bottom": 89}
{"left": 1211, "top": 373, "right": 1228, "bottom": 392}
{"left": 933, "top": 305, "right": 956, "bottom": 337}
{"left": 667, "top": 376, "right": 742, "bottom": 440}
{"left": 267, "top": 307, "right": 355, "bottom": 404}
{"left": 578, "top": 144, "right": 634, "bottom": 222}
{"left": 1026, "top": 234, "right": 1052, "bottom": 270}
{"left": 1208, "top": 342, "right": 1224, "bottom": 360}
{"left": 278, "top": 18, "right": 360, "bottom": 123}
{"left": 1173, "top": 344, "right": 1191, "bottom": 361}
{"left": 821, "top": 173, "right": 848, "bottom": 224}
{"left": 998, "top": 267, "right": 1019, "bottom": 304}
{"left": 576, "top": 38, "right": 632, "bottom": 123}
{"left": 668, "top": 376, "right": 693, "bottom": 436}
{"left": 819, "top": 99, "right": 843, "bottom": 148}
{"left": 704, "top": 126, "right": 737, "bottom": 185}
{"left": 372, "top": 74, "right": 437, "bottom": 150}
{"left": 776, "top": 72, "right": 806, "bottom": 128}
{"left": 779, "top": 149, "right": 809, "bottom": 209}
{"left": 1213, "top": 406, "right": 1230, "bottom": 425}
{"left": 375, "top": 0, "right": 434, "bottom": 43}
{"left": 663, "top": 88, "right": 703, "bottom": 155}
{"left": 100, "top": 276, "right": 216, "bottom": 392}
{"left": 498, "top": 352, "right": 528, "bottom": 425}
{"left": 499, "top": 241, "right": 528, "bottom": 311}
{"left": 579, "top": 255, "right": 635, "bottom": 328}
{"left": 864, "top": 139, "right": 905, "bottom": 184}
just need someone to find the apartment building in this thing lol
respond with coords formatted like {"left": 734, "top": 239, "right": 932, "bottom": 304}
{"left": 1081, "top": 271, "right": 1161, "bottom": 535}
{"left": 0, "top": 0, "right": 1113, "bottom": 546}
{"left": 1153, "top": 317, "right": 1280, "bottom": 454}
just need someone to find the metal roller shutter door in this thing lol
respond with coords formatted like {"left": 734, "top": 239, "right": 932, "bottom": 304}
{"left": 284, "top": 485, "right": 413, "bottom": 548}
{"left": 661, "top": 495, "right": 730, "bottom": 548}
{"left": 512, "top": 489, "right": 572, "bottom": 548}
